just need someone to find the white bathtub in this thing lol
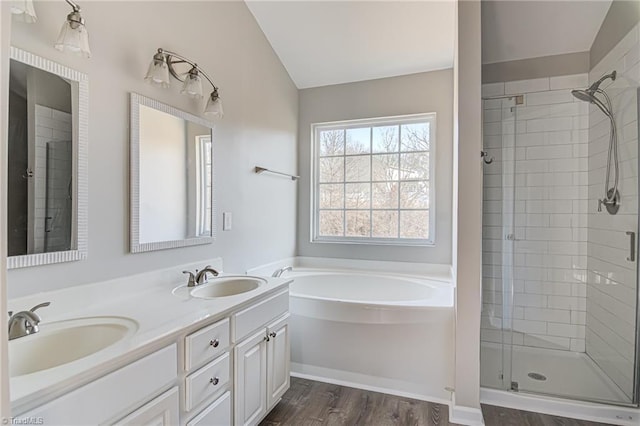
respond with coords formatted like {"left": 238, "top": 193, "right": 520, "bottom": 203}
{"left": 288, "top": 269, "right": 453, "bottom": 324}
{"left": 281, "top": 266, "right": 455, "bottom": 403}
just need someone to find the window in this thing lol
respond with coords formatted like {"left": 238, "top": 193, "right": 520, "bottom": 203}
{"left": 196, "top": 135, "right": 212, "bottom": 237}
{"left": 312, "top": 113, "right": 435, "bottom": 245}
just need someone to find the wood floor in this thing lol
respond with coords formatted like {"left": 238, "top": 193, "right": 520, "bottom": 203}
{"left": 260, "top": 377, "right": 613, "bottom": 426}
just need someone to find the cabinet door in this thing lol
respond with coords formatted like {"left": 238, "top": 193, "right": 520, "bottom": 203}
{"left": 234, "top": 328, "right": 267, "bottom": 426}
{"left": 113, "top": 387, "right": 179, "bottom": 426}
{"left": 266, "top": 314, "right": 290, "bottom": 409}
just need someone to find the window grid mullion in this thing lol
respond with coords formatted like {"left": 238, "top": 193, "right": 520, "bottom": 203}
{"left": 369, "top": 126, "right": 373, "bottom": 237}
{"left": 342, "top": 128, "right": 346, "bottom": 237}
{"left": 397, "top": 124, "right": 402, "bottom": 239}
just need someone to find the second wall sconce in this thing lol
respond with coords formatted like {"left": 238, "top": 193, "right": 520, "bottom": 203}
{"left": 11, "top": 0, "right": 91, "bottom": 58}
{"left": 145, "top": 48, "right": 224, "bottom": 119}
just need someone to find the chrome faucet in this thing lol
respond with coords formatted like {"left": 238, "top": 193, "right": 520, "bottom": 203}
{"left": 272, "top": 266, "right": 292, "bottom": 278}
{"left": 196, "top": 265, "right": 219, "bottom": 284}
{"left": 184, "top": 265, "right": 220, "bottom": 287}
{"left": 8, "top": 302, "right": 50, "bottom": 340}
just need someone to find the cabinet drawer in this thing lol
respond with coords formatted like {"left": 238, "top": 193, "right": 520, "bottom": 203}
{"left": 113, "top": 387, "right": 179, "bottom": 425}
{"left": 187, "top": 391, "right": 231, "bottom": 426}
{"left": 233, "top": 289, "right": 288, "bottom": 342}
{"left": 25, "top": 344, "right": 177, "bottom": 425}
{"left": 185, "top": 352, "right": 230, "bottom": 411}
{"left": 185, "top": 317, "right": 230, "bottom": 370}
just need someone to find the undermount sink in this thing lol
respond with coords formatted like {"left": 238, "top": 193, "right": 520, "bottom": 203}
{"left": 190, "top": 277, "right": 265, "bottom": 299}
{"left": 9, "top": 316, "right": 138, "bottom": 378}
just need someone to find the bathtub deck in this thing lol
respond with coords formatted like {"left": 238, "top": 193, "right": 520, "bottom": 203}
{"left": 261, "top": 377, "right": 610, "bottom": 426}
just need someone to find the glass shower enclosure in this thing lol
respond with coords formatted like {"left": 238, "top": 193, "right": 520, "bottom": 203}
{"left": 480, "top": 83, "right": 640, "bottom": 406}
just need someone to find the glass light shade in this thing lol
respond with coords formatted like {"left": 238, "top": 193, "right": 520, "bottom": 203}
{"left": 55, "top": 20, "right": 91, "bottom": 58}
{"left": 11, "top": 0, "right": 37, "bottom": 23}
{"left": 181, "top": 73, "right": 203, "bottom": 98}
{"left": 145, "top": 59, "right": 170, "bottom": 88}
{"left": 204, "top": 94, "right": 224, "bottom": 118}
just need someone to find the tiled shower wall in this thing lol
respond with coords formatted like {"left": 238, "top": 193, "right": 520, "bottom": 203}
{"left": 481, "top": 74, "right": 590, "bottom": 352}
{"left": 34, "top": 104, "right": 72, "bottom": 253}
{"left": 586, "top": 23, "right": 639, "bottom": 400}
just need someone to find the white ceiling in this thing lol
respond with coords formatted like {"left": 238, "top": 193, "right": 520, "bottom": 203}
{"left": 245, "top": 1, "right": 455, "bottom": 89}
{"left": 482, "top": 0, "right": 612, "bottom": 64}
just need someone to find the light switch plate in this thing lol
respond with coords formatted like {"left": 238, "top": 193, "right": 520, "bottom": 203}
{"left": 223, "top": 212, "right": 232, "bottom": 231}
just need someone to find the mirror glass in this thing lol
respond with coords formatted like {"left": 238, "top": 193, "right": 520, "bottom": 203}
{"left": 7, "top": 47, "right": 88, "bottom": 269}
{"left": 130, "top": 94, "right": 214, "bottom": 253}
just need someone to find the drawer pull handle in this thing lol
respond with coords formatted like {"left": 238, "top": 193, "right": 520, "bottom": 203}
{"left": 210, "top": 377, "right": 219, "bottom": 386}
{"left": 209, "top": 339, "right": 219, "bottom": 348}
{"left": 269, "top": 332, "right": 277, "bottom": 338}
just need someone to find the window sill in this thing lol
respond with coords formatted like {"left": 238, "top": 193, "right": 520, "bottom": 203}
{"left": 311, "top": 238, "right": 436, "bottom": 248}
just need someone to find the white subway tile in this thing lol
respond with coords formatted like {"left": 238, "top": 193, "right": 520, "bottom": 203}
{"left": 505, "top": 78, "right": 550, "bottom": 95}
{"left": 549, "top": 74, "right": 588, "bottom": 90}
{"left": 482, "top": 82, "right": 505, "bottom": 97}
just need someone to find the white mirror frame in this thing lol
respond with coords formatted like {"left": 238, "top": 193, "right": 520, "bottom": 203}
{"left": 8, "top": 47, "right": 88, "bottom": 269}
{"left": 129, "top": 93, "right": 215, "bottom": 253}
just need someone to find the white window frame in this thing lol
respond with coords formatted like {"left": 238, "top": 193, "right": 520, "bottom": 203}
{"left": 310, "top": 113, "right": 436, "bottom": 246}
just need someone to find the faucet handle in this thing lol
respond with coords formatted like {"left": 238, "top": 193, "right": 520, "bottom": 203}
{"left": 183, "top": 271, "right": 196, "bottom": 287}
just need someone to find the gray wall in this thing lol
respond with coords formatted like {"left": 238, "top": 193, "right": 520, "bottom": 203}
{"left": 297, "top": 70, "right": 453, "bottom": 264}
{"left": 590, "top": 0, "right": 640, "bottom": 69}
{"left": 7, "top": 1, "right": 298, "bottom": 298}
{"left": 482, "top": 52, "right": 589, "bottom": 84}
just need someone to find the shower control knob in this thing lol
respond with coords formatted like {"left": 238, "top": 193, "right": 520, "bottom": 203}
{"left": 210, "top": 377, "right": 219, "bottom": 386}
{"left": 209, "top": 339, "right": 219, "bottom": 348}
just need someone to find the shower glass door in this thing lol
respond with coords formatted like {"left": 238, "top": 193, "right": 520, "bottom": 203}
{"left": 480, "top": 96, "right": 517, "bottom": 392}
{"left": 481, "top": 82, "right": 639, "bottom": 406}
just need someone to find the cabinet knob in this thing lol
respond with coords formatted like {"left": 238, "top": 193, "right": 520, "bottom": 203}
{"left": 264, "top": 335, "right": 269, "bottom": 342}
{"left": 209, "top": 339, "right": 219, "bottom": 348}
{"left": 269, "top": 332, "right": 277, "bottom": 338}
{"left": 210, "top": 377, "right": 219, "bottom": 386}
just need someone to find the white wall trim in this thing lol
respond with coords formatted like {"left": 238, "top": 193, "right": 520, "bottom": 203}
{"left": 449, "top": 393, "right": 485, "bottom": 425}
{"left": 290, "top": 366, "right": 452, "bottom": 407}
{"left": 480, "top": 388, "right": 639, "bottom": 426}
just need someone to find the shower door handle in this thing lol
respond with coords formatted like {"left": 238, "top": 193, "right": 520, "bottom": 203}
{"left": 626, "top": 231, "right": 635, "bottom": 262}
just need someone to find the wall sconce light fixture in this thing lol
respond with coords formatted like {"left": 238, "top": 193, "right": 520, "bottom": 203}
{"left": 54, "top": 0, "right": 91, "bottom": 58}
{"left": 10, "top": 0, "right": 37, "bottom": 23}
{"left": 145, "top": 48, "right": 224, "bottom": 118}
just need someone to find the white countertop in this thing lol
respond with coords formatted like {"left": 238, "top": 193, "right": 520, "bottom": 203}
{"left": 9, "top": 261, "right": 291, "bottom": 414}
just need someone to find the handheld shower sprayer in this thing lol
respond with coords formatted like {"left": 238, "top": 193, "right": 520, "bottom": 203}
{"left": 571, "top": 71, "right": 619, "bottom": 214}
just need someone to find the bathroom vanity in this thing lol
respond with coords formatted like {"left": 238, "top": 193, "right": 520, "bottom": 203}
{"left": 8, "top": 261, "right": 291, "bottom": 426}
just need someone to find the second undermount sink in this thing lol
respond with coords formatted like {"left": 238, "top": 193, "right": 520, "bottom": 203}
{"left": 9, "top": 316, "right": 138, "bottom": 378}
{"left": 190, "top": 277, "right": 266, "bottom": 299}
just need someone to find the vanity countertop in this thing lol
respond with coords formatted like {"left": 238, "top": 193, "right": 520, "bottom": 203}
{"left": 8, "top": 259, "right": 292, "bottom": 414}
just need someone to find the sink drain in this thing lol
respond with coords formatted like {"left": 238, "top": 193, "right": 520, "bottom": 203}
{"left": 528, "top": 372, "right": 547, "bottom": 381}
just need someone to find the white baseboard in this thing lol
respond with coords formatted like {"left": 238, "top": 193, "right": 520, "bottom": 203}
{"left": 290, "top": 363, "right": 450, "bottom": 406}
{"left": 481, "top": 387, "right": 639, "bottom": 426}
{"left": 449, "top": 394, "right": 485, "bottom": 425}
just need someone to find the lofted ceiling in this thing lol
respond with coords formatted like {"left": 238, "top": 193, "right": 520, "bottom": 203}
{"left": 245, "top": 1, "right": 456, "bottom": 89}
{"left": 482, "top": 0, "right": 612, "bottom": 64}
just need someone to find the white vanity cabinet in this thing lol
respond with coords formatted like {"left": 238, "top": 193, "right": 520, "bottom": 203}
{"left": 233, "top": 289, "right": 290, "bottom": 426}
{"left": 15, "top": 285, "right": 290, "bottom": 426}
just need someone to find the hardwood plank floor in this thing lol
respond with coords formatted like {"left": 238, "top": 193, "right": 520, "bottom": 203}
{"left": 260, "top": 377, "right": 614, "bottom": 426}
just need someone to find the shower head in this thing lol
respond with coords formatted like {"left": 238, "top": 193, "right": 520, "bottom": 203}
{"left": 571, "top": 71, "right": 617, "bottom": 119}
{"left": 571, "top": 89, "right": 597, "bottom": 103}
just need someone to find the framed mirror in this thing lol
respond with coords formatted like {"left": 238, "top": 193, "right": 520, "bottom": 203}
{"left": 130, "top": 93, "right": 215, "bottom": 253}
{"left": 7, "top": 47, "right": 88, "bottom": 269}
